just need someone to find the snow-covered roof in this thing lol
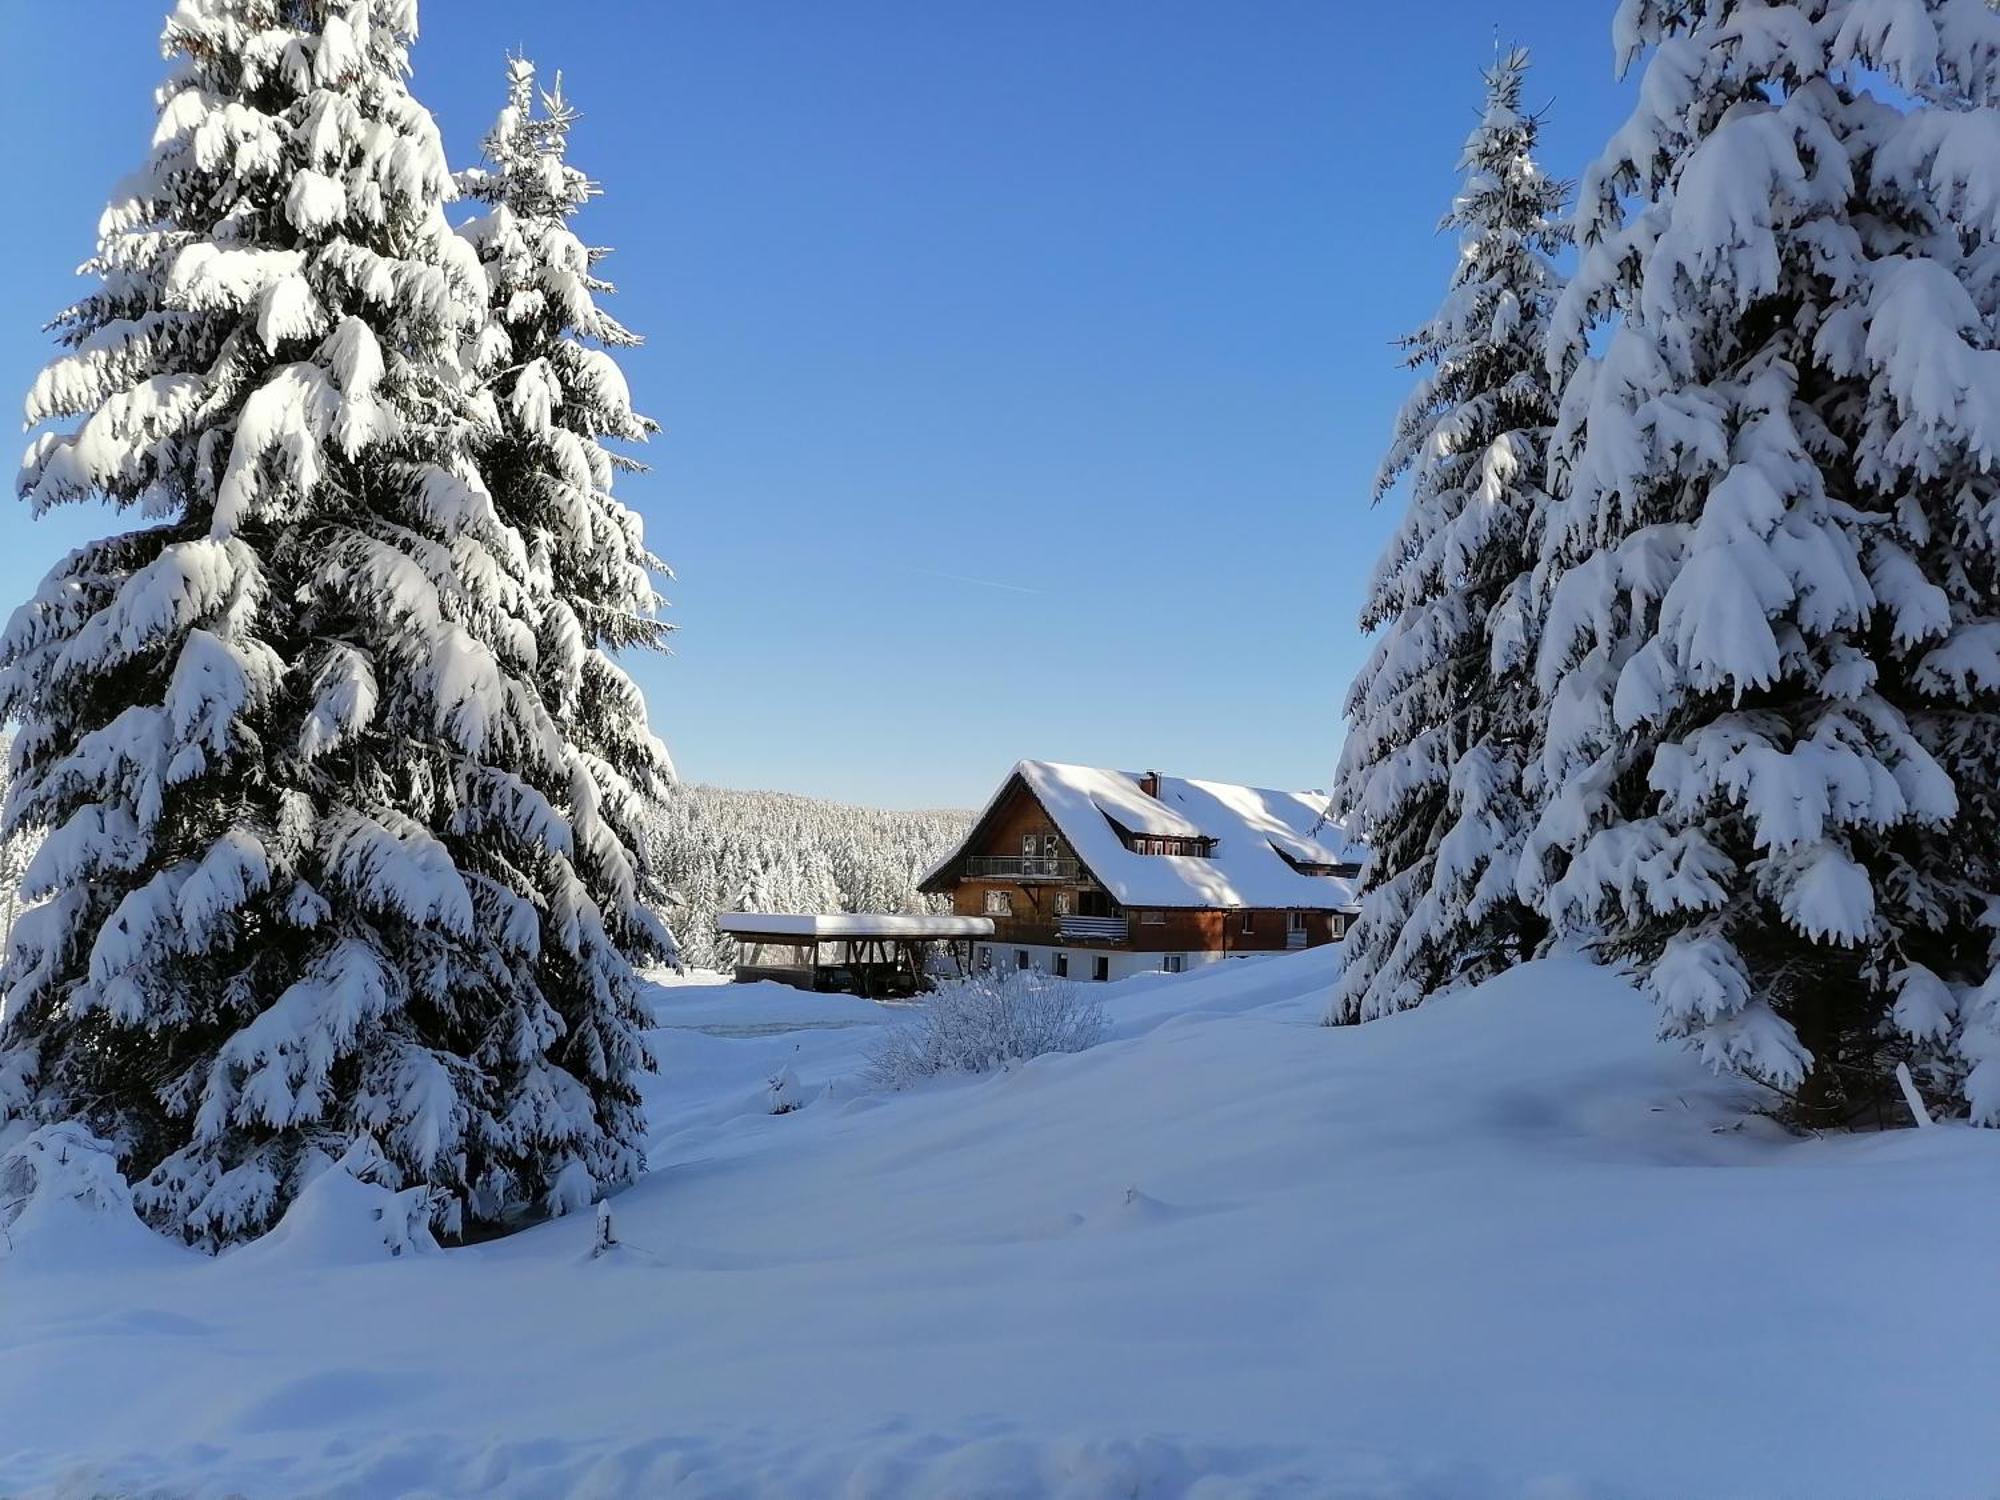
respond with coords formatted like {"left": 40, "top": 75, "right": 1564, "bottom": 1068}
{"left": 715, "top": 913, "right": 996, "bottom": 941}
{"left": 928, "top": 761, "right": 1363, "bottom": 912}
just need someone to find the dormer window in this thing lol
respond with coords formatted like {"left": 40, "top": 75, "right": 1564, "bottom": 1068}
{"left": 1270, "top": 842, "right": 1359, "bottom": 879}
{"left": 1101, "top": 812, "right": 1211, "bottom": 859}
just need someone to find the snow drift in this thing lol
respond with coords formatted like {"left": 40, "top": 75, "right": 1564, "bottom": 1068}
{"left": 0, "top": 949, "right": 1993, "bottom": 1499}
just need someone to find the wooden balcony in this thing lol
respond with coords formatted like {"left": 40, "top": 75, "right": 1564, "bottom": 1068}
{"left": 965, "top": 855, "right": 1081, "bottom": 882}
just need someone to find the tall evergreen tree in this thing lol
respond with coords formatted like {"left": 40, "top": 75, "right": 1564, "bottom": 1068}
{"left": 1330, "top": 50, "right": 1567, "bottom": 1023}
{"left": 1523, "top": 0, "right": 2000, "bottom": 1125}
{"left": 0, "top": 0, "right": 663, "bottom": 1246}
{"left": 453, "top": 58, "right": 679, "bottom": 1217}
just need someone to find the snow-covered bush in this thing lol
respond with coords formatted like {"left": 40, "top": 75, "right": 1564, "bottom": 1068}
{"left": 0, "top": 1124, "right": 131, "bottom": 1236}
{"left": 235, "top": 1135, "right": 440, "bottom": 1266}
{"left": 767, "top": 1061, "right": 805, "bottom": 1114}
{"left": 0, "top": 1123, "right": 170, "bottom": 1268}
{"left": 866, "top": 971, "right": 1107, "bottom": 1088}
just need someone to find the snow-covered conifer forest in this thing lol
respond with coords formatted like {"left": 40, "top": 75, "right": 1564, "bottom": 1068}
{"left": 2, "top": 2, "right": 1998, "bottom": 1496}
{"left": 646, "top": 784, "right": 968, "bottom": 973}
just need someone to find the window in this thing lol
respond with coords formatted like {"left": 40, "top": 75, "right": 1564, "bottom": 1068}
{"left": 1053, "top": 953, "right": 1069, "bottom": 978}
{"left": 978, "top": 946, "right": 993, "bottom": 970}
{"left": 1021, "top": 833, "right": 1037, "bottom": 856}
{"left": 1288, "top": 911, "right": 1308, "bottom": 933}
{"left": 983, "top": 890, "right": 1013, "bottom": 917}
{"left": 1054, "top": 891, "right": 1072, "bottom": 917}
{"left": 1162, "top": 955, "right": 1186, "bottom": 974}
{"left": 1093, "top": 956, "right": 1109, "bottom": 982}
{"left": 1331, "top": 913, "right": 1350, "bottom": 939}
{"left": 1044, "top": 834, "right": 1059, "bottom": 859}
{"left": 1141, "top": 911, "right": 1166, "bottom": 926}
{"left": 1016, "top": 950, "right": 1030, "bottom": 970}
{"left": 1240, "top": 911, "right": 1256, "bottom": 935}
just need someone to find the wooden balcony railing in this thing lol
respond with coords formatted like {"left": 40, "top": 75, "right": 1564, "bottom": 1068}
{"left": 985, "top": 916, "right": 1129, "bottom": 947}
{"left": 1057, "top": 915, "right": 1129, "bottom": 943}
{"left": 964, "top": 855, "right": 1081, "bottom": 882}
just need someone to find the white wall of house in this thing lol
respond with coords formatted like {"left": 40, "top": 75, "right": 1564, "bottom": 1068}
{"left": 972, "top": 943, "right": 1245, "bottom": 983}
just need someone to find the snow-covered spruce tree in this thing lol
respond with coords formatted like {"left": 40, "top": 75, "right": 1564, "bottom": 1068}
{"left": 1522, "top": 0, "right": 2000, "bottom": 1126}
{"left": 0, "top": 0, "right": 660, "bottom": 1248}
{"left": 1329, "top": 49, "right": 1566, "bottom": 1024}
{"left": 451, "top": 59, "right": 679, "bottom": 1219}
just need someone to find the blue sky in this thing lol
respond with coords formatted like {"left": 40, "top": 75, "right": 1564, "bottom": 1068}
{"left": 1, "top": 3, "right": 1636, "bottom": 809}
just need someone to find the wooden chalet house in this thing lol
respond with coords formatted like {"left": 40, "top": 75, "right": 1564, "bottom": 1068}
{"left": 920, "top": 761, "right": 1362, "bottom": 982}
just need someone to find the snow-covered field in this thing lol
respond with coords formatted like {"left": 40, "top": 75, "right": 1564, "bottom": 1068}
{"left": 2, "top": 950, "right": 1995, "bottom": 1499}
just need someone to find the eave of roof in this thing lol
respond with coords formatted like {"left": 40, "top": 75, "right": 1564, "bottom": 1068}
{"left": 716, "top": 912, "right": 997, "bottom": 940}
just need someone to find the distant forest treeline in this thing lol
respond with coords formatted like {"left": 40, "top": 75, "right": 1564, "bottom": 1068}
{"left": 648, "top": 784, "right": 972, "bottom": 972}
{"left": 0, "top": 753, "right": 968, "bottom": 978}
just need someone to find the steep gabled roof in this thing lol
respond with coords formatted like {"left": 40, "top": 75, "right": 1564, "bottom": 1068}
{"left": 924, "top": 760, "right": 1362, "bottom": 911}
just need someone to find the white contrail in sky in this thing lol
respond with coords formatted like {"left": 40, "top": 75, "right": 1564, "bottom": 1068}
{"left": 909, "top": 566, "right": 1041, "bottom": 596}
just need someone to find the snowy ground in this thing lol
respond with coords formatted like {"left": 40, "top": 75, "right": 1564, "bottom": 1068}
{"left": 2, "top": 951, "right": 1996, "bottom": 1499}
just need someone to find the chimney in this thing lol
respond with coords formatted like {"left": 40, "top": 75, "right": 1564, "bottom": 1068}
{"left": 1138, "top": 770, "right": 1161, "bottom": 799}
